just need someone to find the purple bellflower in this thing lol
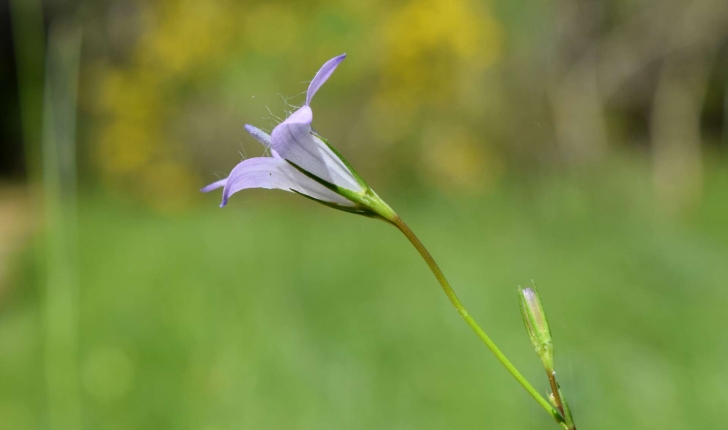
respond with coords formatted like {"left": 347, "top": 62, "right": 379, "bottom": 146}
{"left": 202, "top": 54, "right": 396, "bottom": 222}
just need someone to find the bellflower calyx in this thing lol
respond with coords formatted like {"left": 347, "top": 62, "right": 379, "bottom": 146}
{"left": 202, "top": 54, "right": 395, "bottom": 222}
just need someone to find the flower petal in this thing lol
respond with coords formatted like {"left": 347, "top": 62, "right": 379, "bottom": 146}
{"left": 219, "top": 157, "right": 354, "bottom": 208}
{"left": 306, "top": 53, "right": 346, "bottom": 105}
{"left": 201, "top": 178, "right": 227, "bottom": 193}
{"left": 271, "top": 106, "right": 362, "bottom": 192}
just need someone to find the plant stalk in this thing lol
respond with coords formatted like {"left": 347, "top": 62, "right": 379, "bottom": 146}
{"left": 547, "top": 372, "right": 567, "bottom": 421}
{"left": 393, "top": 216, "right": 567, "bottom": 428}
{"left": 548, "top": 372, "right": 576, "bottom": 430}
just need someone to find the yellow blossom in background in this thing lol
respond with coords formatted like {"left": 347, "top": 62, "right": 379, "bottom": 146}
{"left": 371, "top": 0, "right": 504, "bottom": 190}
{"left": 92, "top": 0, "right": 243, "bottom": 212}
{"left": 244, "top": 4, "right": 300, "bottom": 55}
{"left": 378, "top": 0, "right": 503, "bottom": 105}
{"left": 135, "top": 0, "right": 238, "bottom": 74}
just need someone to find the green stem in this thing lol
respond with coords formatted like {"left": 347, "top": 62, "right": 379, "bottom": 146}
{"left": 393, "top": 216, "right": 567, "bottom": 428}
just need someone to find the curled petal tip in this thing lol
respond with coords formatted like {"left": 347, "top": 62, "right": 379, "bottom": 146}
{"left": 306, "top": 54, "right": 347, "bottom": 105}
{"left": 201, "top": 178, "right": 227, "bottom": 193}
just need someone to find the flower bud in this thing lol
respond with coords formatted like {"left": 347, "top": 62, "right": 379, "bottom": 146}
{"left": 518, "top": 286, "right": 554, "bottom": 372}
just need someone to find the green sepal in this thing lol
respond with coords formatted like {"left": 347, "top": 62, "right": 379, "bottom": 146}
{"left": 559, "top": 387, "right": 575, "bottom": 430}
{"left": 291, "top": 190, "right": 381, "bottom": 219}
{"left": 286, "top": 159, "right": 397, "bottom": 222}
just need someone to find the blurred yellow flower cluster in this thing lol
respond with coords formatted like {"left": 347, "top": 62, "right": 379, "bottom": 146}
{"left": 89, "top": 0, "right": 505, "bottom": 210}
{"left": 93, "top": 0, "right": 241, "bottom": 211}
{"left": 379, "top": 0, "right": 502, "bottom": 105}
{"left": 372, "top": 0, "right": 504, "bottom": 193}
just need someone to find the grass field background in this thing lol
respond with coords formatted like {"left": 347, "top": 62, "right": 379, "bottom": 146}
{"left": 2, "top": 159, "right": 727, "bottom": 429}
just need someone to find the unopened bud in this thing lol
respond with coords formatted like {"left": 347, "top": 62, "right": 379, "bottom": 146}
{"left": 518, "top": 286, "right": 554, "bottom": 372}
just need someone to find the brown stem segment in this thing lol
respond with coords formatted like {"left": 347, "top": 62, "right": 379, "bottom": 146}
{"left": 548, "top": 372, "right": 576, "bottom": 430}
{"left": 548, "top": 372, "right": 566, "bottom": 418}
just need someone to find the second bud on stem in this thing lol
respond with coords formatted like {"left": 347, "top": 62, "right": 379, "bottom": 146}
{"left": 518, "top": 286, "right": 554, "bottom": 373}
{"left": 518, "top": 286, "right": 576, "bottom": 430}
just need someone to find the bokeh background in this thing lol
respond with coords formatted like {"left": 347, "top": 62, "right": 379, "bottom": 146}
{"left": 1, "top": 0, "right": 728, "bottom": 428}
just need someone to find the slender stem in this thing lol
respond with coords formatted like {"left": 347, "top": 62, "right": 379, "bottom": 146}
{"left": 393, "top": 216, "right": 567, "bottom": 428}
{"left": 547, "top": 372, "right": 566, "bottom": 418}
{"left": 548, "top": 372, "right": 576, "bottom": 430}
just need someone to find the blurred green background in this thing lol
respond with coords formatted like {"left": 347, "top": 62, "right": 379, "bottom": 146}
{"left": 1, "top": 0, "right": 728, "bottom": 429}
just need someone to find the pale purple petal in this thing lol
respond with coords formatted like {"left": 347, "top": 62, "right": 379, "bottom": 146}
{"left": 220, "top": 157, "right": 354, "bottom": 208}
{"left": 306, "top": 53, "right": 346, "bottom": 105}
{"left": 244, "top": 124, "right": 272, "bottom": 147}
{"left": 271, "top": 105, "right": 362, "bottom": 192}
{"left": 201, "top": 178, "right": 227, "bottom": 193}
